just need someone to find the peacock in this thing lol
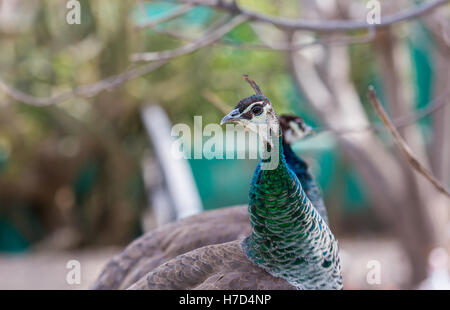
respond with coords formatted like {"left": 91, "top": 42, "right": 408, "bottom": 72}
{"left": 92, "top": 113, "right": 328, "bottom": 290}
{"left": 120, "top": 76, "right": 342, "bottom": 290}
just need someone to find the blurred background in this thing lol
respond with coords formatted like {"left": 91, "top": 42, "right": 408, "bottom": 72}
{"left": 0, "top": 0, "right": 449, "bottom": 289}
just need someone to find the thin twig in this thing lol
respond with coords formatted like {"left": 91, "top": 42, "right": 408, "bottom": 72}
{"left": 130, "top": 15, "right": 249, "bottom": 62}
{"left": 0, "top": 61, "right": 166, "bottom": 106}
{"left": 154, "top": 24, "right": 376, "bottom": 51}
{"left": 367, "top": 86, "right": 450, "bottom": 199}
{"left": 179, "top": 0, "right": 449, "bottom": 32}
{"left": 249, "top": 23, "right": 376, "bottom": 51}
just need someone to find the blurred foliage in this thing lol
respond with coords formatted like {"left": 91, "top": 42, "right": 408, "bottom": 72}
{"left": 0, "top": 0, "right": 436, "bottom": 251}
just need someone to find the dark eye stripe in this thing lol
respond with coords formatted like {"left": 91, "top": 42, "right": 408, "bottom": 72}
{"left": 236, "top": 95, "right": 268, "bottom": 113}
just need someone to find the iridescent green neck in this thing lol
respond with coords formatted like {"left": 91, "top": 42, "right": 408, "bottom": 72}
{"left": 242, "top": 128, "right": 342, "bottom": 290}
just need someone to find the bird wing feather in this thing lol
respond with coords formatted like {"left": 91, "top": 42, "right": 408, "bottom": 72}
{"left": 127, "top": 239, "right": 296, "bottom": 290}
{"left": 92, "top": 205, "right": 250, "bottom": 289}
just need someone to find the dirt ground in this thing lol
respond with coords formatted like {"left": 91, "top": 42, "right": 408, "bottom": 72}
{"left": 0, "top": 247, "right": 119, "bottom": 290}
{"left": 0, "top": 237, "right": 411, "bottom": 289}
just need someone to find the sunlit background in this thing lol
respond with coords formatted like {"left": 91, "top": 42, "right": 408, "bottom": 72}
{"left": 0, "top": 0, "right": 449, "bottom": 289}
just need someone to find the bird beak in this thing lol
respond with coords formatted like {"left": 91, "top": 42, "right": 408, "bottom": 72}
{"left": 220, "top": 109, "right": 241, "bottom": 125}
{"left": 305, "top": 125, "right": 315, "bottom": 136}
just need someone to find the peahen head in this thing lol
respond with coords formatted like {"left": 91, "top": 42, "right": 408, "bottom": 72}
{"left": 279, "top": 115, "right": 314, "bottom": 145}
{"left": 220, "top": 94, "right": 277, "bottom": 127}
{"left": 220, "top": 75, "right": 313, "bottom": 148}
{"left": 220, "top": 76, "right": 281, "bottom": 150}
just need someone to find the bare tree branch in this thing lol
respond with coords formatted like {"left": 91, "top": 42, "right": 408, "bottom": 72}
{"left": 367, "top": 86, "right": 450, "bottom": 199}
{"left": 0, "top": 61, "right": 166, "bottom": 106}
{"left": 424, "top": 12, "right": 450, "bottom": 56}
{"left": 424, "top": 13, "right": 450, "bottom": 186}
{"left": 153, "top": 25, "right": 375, "bottom": 51}
{"left": 130, "top": 15, "right": 249, "bottom": 62}
{"left": 179, "top": 0, "right": 449, "bottom": 32}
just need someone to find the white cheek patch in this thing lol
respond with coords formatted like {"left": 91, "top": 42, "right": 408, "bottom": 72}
{"left": 284, "top": 129, "right": 295, "bottom": 144}
{"left": 288, "top": 122, "right": 307, "bottom": 141}
{"left": 238, "top": 105, "right": 270, "bottom": 136}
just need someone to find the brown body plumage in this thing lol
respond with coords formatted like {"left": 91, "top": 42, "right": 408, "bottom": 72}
{"left": 128, "top": 239, "right": 295, "bottom": 290}
{"left": 93, "top": 206, "right": 251, "bottom": 289}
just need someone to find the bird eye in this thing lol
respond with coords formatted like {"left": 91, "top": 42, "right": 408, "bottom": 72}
{"left": 251, "top": 105, "right": 263, "bottom": 116}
